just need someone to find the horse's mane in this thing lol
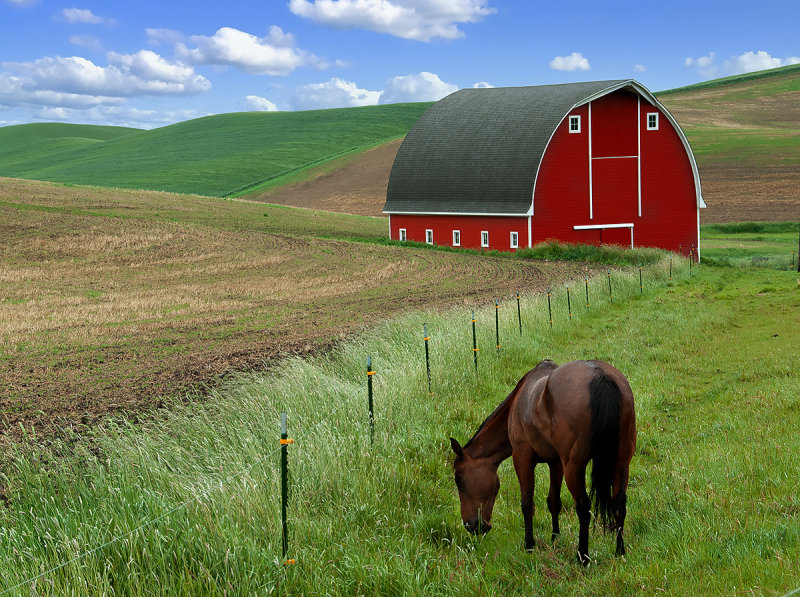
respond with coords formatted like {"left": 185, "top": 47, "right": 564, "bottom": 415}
{"left": 464, "top": 360, "right": 557, "bottom": 450}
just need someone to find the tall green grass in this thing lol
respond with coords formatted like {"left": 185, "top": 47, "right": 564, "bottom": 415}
{"left": 1, "top": 259, "right": 799, "bottom": 595}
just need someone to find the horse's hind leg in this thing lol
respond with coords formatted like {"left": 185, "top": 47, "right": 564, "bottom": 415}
{"left": 512, "top": 449, "right": 537, "bottom": 551}
{"left": 547, "top": 461, "right": 563, "bottom": 544}
{"left": 613, "top": 464, "right": 631, "bottom": 557}
{"left": 564, "top": 462, "right": 592, "bottom": 567}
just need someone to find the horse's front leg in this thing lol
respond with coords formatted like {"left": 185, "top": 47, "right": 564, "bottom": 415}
{"left": 547, "top": 460, "right": 563, "bottom": 544}
{"left": 512, "top": 449, "right": 536, "bottom": 551}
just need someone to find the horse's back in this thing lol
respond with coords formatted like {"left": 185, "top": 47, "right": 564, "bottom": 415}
{"left": 510, "top": 360, "right": 636, "bottom": 464}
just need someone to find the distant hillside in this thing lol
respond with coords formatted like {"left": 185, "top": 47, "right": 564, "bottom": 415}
{"left": 256, "top": 66, "right": 800, "bottom": 221}
{"left": 0, "top": 103, "right": 432, "bottom": 197}
{"left": 657, "top": 63, "right": 800, "bottom": 222}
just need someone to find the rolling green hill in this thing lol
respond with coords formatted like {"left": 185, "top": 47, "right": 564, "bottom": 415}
{"left": 0, "top": 103, "right": 432, "bottom": 197}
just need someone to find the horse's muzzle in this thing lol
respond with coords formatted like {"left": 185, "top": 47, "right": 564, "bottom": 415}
{"left": 464, "top": 519, "right": 492, "bottom": 535}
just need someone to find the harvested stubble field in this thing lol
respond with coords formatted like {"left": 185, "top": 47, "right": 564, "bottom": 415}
{"left": 0, "top": 177, "right": 602, "bottom": 442}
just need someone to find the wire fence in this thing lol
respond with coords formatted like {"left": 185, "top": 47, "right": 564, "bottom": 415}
{"left": 1, "top": 258, "right": 693, "bottom": 594}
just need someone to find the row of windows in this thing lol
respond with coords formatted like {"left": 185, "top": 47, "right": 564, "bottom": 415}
{"left": 568, "top": 112, "right": 659, "bottom": 133}
{"left": 398, "top": 228, "right": 519, "bottom": 249}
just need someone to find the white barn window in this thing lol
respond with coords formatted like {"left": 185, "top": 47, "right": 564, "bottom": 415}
{"left": 481, "top": 231, "right": 489, "bottom": 248}
{"left": 569, "top": 115, "right": 581, "bottom": 133}
{"left": 399, "top": 228, "right": 407, "bottom": 241}
{"left": 452, "top": 230, "right": 461, "bottom": 246}
{"left": 510, "top": 231, "right": 519, "bottom": 248}
{"left": 647, "top": 112, "right": 659, "bottom": 130}
{"left": 426, "top": 229, "right": 433, "bottom": 244}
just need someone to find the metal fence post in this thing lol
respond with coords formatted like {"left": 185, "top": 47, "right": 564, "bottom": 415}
{"left": 471, "top": 310, "right": 478, "bottom": 374}
{"left": 516, "top": 291, "right": 522, "bottom": 335}
{"left": 607, "top": 269, "right": 613, "bottom": 302}
{"left": 423, "top": 324, "right": 432, "bottom": 395}
{"left": 280, "top": 413, "right": 295, "bottom": 566}
{"left": 547, "top": 289, "right": 553, "bottom": 328}
{"left": 566, "top": 287, "right": 572, "bottom": 321}
{"left": 494, "top": 299, "right": 501, "bottom": 353}
{"left": 584, "top": 277, "right": 590, "bottom": 310}
{"left": 367, "top": 355, "right": 375, "bottom": 444}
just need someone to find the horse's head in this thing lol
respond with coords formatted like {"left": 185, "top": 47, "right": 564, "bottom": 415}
{"left": 450, "top": 437, "right": 500, "bottom": 535}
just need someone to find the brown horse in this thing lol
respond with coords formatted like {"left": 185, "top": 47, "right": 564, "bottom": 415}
{"left": 450, "top": 359, "right": 636, "bottom": 565}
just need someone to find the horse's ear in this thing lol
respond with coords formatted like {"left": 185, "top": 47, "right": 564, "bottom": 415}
{"left": 450, "top": 437, "right": 463, "bottom": 457}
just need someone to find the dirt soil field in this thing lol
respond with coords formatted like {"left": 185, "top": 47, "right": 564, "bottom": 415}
{"left": 255, "top": 90, "right": 799, "bottom": 223}
{"left": 1, "top": 177, "right": 603, "bottom": 444}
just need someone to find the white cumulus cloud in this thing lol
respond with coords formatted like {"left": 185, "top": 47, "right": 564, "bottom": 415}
{"left": 379, "top": 71, "right": 457, "bottom": 104}
{"left": 633, "top": 64, "right": 646, "bottom": 73}
{"left": 0, "top": 51, "right": 210, "bottom": 110}
{"left": 288, "top": 0, "right": 495, "bottom": 42}
{"left": 724, "top": 50, "right": 800, "bottom": 75}
{"left": 291, "top": 77, "right": 381, "bottom": 110}
{"left": 549, "top": 52, "right": 590, "bottom": 72}
{"left": 246, "top": 95, "right": 280, "bottom": 111}
{"left": 177, "top": 26, "right": 326, "bottom": 75}
{"left": 472, "top": 81, "right": 494, "bottom": 88}
{"left": 61, "top": 8, "right": 113, "bottom": 25}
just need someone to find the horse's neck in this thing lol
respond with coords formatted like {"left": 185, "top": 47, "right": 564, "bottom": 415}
{"left": 465, "top": 397, "right": 514, "bottom": 466}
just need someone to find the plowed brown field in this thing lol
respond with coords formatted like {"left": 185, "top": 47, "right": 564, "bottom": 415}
{"left": 1, "top": 177, "right": 602, "bottom": 443}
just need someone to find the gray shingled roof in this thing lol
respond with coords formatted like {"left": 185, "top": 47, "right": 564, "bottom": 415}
{"left": 384, "top": 80, "right": 631, "bottom": 215}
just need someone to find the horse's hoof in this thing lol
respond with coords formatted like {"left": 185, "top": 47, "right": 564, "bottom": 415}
{"left": 577, "top": 551, "right": 591, "bottom": 567}
{"left": 525, "top": 541, "right": 535, "bottom": 552}
{"left": 551, "top": 532, "right": 560, "bottom": 544}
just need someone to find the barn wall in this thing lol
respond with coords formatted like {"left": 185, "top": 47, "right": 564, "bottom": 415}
{"left": 533, "top": 90, "right": 699, "bottom": 253}
{"left": 638, "top": 99, "right": 700, "bottom": 256}
{"left": 389, "top": 214, "right": 529, "bottom": 251}
{"left": 532, "top": 103, "right": 592, "bottom": 245}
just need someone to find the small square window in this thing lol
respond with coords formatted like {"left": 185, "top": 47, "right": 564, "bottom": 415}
{"left": 569, "top": 115, "right": 581, "bottom": 133}
{"left": 452, "top": 230, "right": 461, "bottom": 246}
{"left": 426, "top": 229, "right": 433, "bottom": 245}
{"left": 481, "top": 231, "right": 489, "bottom": 248}
{"left": 510, "top": 231, "right": 519, "bottom": 249}
{"left": 647, "top": 112, "right": 659, "bottom": 130}
{"left": 399, "top": 228, "right": 407, "bottom": 241}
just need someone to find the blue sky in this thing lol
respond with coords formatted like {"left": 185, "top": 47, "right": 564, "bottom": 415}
{"left": 1, "top": 0, "right": 798, "bottom": 129}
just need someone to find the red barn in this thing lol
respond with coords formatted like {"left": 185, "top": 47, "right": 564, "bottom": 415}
{"left": 383, "top": 80, "right": 705, "bottom": 258}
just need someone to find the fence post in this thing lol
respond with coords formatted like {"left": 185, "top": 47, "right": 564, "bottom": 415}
{"left": 669, "top": 258, "right": 673, "bottom": 281}
{"left": 471, "top": 310, "right": 478, "bottom": 374}
{"left": 639, "top": 265, "right": 643, "bottom": 295}
{"left": 584, "top": 277, "right": 590, "bottom": 310}
{"left": 796, "top": 221, "right": 799, "bottom": 272}
{"left": 494, "top": 299, "right": 501, "bottom": 353}
{"left": 547, "top": 289, "right": 553, "bottom": 328}
{"left": 280, "top": 412, "right": 295, "bottom": 565}
{"left": 689, "top": 250, "right": 693, "bottom": 276}
{"left": 566, "top": 287, "right": 573, "bottom": 321}
{"left": 367, "top": 355, "right": 375, "bottom": 444}
{"left": 607, "top": 269, "right": 613, "bottom": 302}
{"left": 516, "top": 291, "right": 522, "bottom": 335}
{"left": 423, "top": 324, "right": 432, "bottom": 395}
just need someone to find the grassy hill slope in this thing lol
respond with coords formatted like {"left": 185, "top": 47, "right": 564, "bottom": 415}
{"left": 0, "top": 103, "right": 432, "bottom": 197}
{"left": 656, "top": 64, "right": 800, "bottom": 221}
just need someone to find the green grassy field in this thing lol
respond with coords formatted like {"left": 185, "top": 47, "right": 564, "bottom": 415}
{"left": 0, "top": 103, "right": 432, "bottom": 197}
{"left": 1, "top": 257, "right": 798, "bottom": 595}
{"left": 700, "top": 222, "right": 800, "bottom": 269}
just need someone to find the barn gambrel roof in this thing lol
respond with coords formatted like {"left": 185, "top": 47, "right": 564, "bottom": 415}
{"left": 384, "top": 79, "right": 704, "bottom": 216}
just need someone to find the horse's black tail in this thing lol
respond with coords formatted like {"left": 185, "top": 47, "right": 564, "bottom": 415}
{"left": 588, "top": 372, "right": 622, "bottom": 532}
